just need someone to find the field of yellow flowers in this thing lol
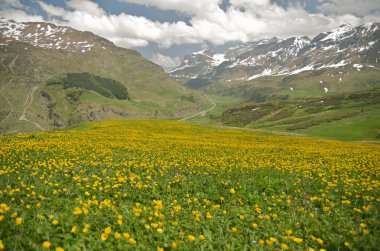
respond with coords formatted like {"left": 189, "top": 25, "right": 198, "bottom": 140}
{"left": 0, "top": 120, "right": 379, "bottom": 250}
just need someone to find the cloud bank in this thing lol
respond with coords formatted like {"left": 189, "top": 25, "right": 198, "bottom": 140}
{"left": 1, "top": 0, "right": 379, "bottom": 69}
{"left": 150, "top": 53, "right": 181, "bottom": 71}
{"left": 1, "top": 0, "right": 379, "bottom": 49}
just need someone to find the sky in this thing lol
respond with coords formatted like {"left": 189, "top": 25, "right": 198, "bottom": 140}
{"left": 1, "top": 0, "right": 380, "bottom": 70}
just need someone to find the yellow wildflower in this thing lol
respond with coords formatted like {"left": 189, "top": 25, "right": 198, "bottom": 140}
{"left": 293, "top": 237, "right": 303, "bottom": 244}
{"left": 280, "top": 243, "right": 289, "bottom": 250}
{"left": 188, "top": 235, "right": 196, "bottom": 241}
{"left": 15, "top": 217, "right": 23, "bottom": 225}
{"left": 128, "top": 238, "right": 136, "bottom": 245}
{"left": 316, "top": 238, "right": 323, "bottom": 245}
{"left": 104, "top": 226, "right": 111, "bottom": 234}
{"left": 101, "top": 233, "right": 108, "bottom": 241}
{"left": 114, "top": 232, "right": 121, "bottom": 239}
{"left": 73, "top": 207, "right": 82, "bottom": 215}
{"left": 71, "top": 226, "right": 77, "bottom": 233}
{"left": 42, "top": 241, "right": 51, "bottom": 248}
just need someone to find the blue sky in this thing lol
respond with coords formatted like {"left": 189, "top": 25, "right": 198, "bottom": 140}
{"left": 1, "top": 0, "right": 380, "bottom": 70}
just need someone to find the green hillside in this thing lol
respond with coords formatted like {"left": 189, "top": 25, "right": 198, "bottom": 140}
{"left": 182, "top": 88, "right": 380, "bottom": 141}
{"left": 0, "top": 25, "right": 207, "bottom": 133}
{"left": 187, "top": 67, "right": 380, "bottom": 101}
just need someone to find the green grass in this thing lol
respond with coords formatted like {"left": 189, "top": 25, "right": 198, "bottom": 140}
{"left": 303, "top": 111, "right": 380, "bottom": 141}
{"left": 0, "top": 120, "right": 379, "bottom": 250}
{"left": 204, "top": 90, "right": 380, "bottom": 141}
{"left": 196, "top": 67, "right": 380, "bottom": 102}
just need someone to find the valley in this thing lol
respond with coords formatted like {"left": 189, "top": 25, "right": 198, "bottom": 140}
{"left": 0, "top": 18, "right": 379, "bottom": 141}
{"left": 169, "top": 23, "right": 380, "bottom": 141}
{"left": 1, "top": 2, "right": 380, "bottom": 250}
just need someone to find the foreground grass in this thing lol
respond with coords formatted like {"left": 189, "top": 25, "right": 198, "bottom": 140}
{"left": 0, "top": 120, "right": 379, "bottom": 250}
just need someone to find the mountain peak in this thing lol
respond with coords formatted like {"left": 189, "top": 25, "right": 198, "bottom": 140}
{"left": 170, "top": 22, "right": 379, "bottom": 82}
{"left": 0, "top": 18, "right": 114, "bottom": 53}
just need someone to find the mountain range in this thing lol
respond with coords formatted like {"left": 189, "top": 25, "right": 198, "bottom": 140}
{"left": 170, "top": 23, "right": 380, "bottom": 82}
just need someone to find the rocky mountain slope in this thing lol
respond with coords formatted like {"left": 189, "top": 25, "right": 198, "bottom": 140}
{"left": 170, "top": 23, "right": 380, "bottom": 82}
{"left": 0, "top": 18, "right": 205, "bottom": 133}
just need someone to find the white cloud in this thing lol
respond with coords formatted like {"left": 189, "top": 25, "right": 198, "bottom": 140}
{"left": 0, "top": 0, "right": 44, "bottom": 22}
{"left": 0, "top": 9, "right": 43, "bottom": 22}
{"left": 1, "top": 0, "right": 380, "bottom": 57}
{"left": 318, "top": 0, "right": 380, "bottom": 16}
{"left": 39, "top": 1, "right": 68, "bottom": 17}
{"left": 150, "top": 53, "right": 181, "bottom": 71}
{"left": 66, "top": 0, "right": 106, "bottom": 17}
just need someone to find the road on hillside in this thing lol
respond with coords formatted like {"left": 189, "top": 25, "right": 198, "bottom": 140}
{"left": 180, "top": 94, "right": 216, "bottom": 121}
{"left": 19, "top": 85, "right": 45, "bottom": 131}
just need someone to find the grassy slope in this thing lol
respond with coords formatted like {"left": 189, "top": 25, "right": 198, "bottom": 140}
{"left": 182, "top": 67, "right": 380, "bottom": 141}
{"left": 0, "top": 39, "right": 207, "bottom": 133}
{"left": 203, "top": 67, "right": 380, "bottom": 101}
{"left": 303, "top": 110, "right": 380, "bottom": 141}
{"left": 185, "top": 89, "right": 380, "bottom": 141}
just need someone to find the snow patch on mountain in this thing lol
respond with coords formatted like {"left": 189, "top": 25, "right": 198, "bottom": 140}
{"left": 288, "top": 65, "right": 314, "bottom": 75}
{"left": 0, "top": 18, "right": 100, "bottom": 53}
{"left": 248, "top": 69, "right": 272, "bottom": 80}
{"left": 321, "top": 24, "right": 354, "bottom": 42}
{"left": 212, "top": 53, "right": 227, "bottom": 66}
{"left": 293, "top": 37, "right": 310, "bottom": 48}
{"left": 0, "top": 18, "right": 26, "bottom": 40}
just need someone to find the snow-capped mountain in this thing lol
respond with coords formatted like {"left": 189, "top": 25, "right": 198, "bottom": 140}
{"left": 170, "top": 23, "right": 380, "bottom": 82}
{"left": 0, "top": 17, "right": 112, "bottom": 52}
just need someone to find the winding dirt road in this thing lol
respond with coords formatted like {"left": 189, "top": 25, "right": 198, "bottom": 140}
{"left": 0, "top": 81, "right": 13, "bottom": 120}
{"left": 180, "top": 94, "right": 216, "bottom": 121}
{"left": 19, "top": 86, "right": 45, "bottom": 131}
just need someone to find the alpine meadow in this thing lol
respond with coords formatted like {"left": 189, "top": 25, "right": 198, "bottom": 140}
{"left": 1, "top": 0, "right": 380, "bottom": 251}
{"left": 1, "top": 121, "right": 379, "bottom": 250}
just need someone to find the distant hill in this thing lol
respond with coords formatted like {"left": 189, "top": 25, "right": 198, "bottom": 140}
{"left": 0, "top": 18, "right": 206, "bottom": 133}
